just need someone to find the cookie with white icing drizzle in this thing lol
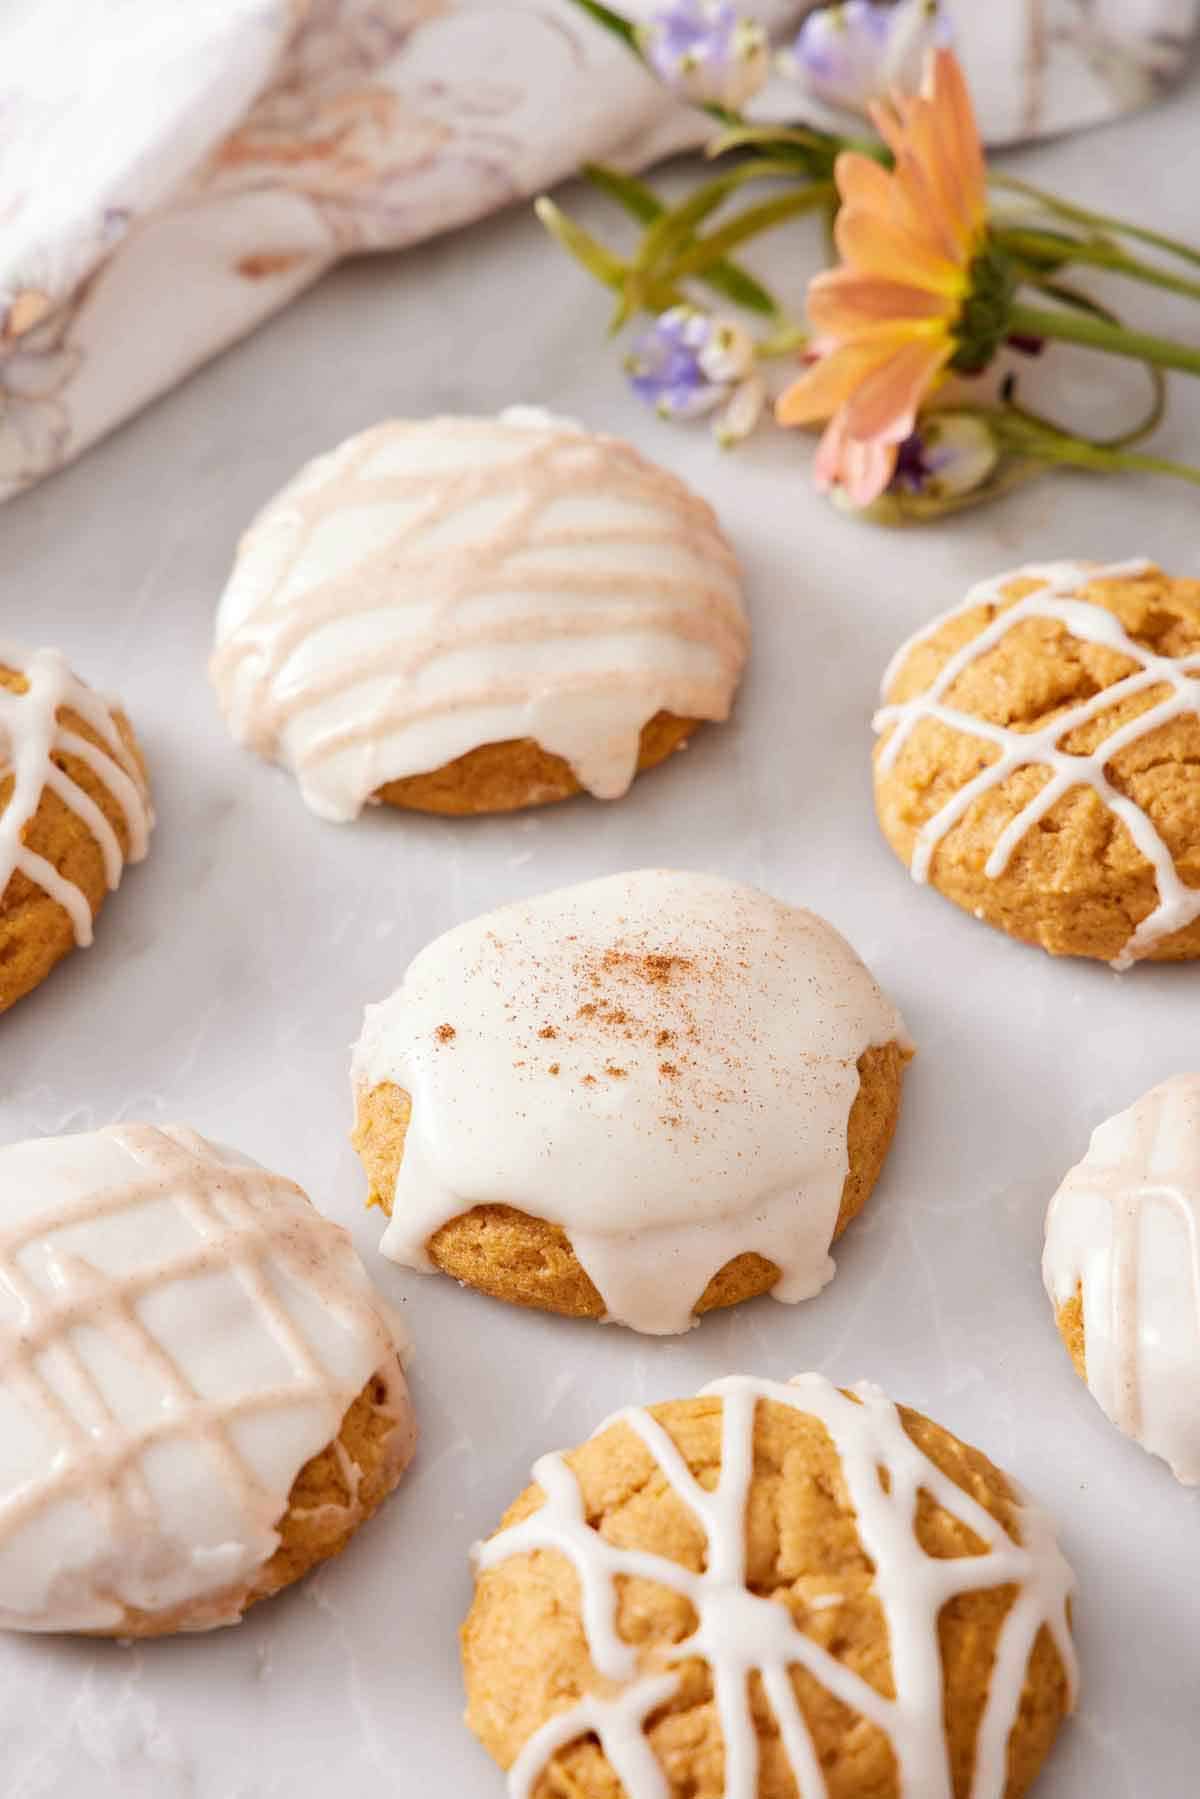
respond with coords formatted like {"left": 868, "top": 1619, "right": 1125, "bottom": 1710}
{"left": 0, "top": 1124, "right": 415, "bottom": 1635}
{"left": 351, "top": 869, "right": 910, "bottom": 1336}
{"left": 462, "top": 1372, "right": 1078, "bottom": 1798}
{"left": 873, "top": 560, "right": 1200, "bottom": 967}
{"left": 1, "top": 644, "right": 152, "bottom": 1013}
{"left": 210, "top": 409, "right": 749, "bottom": 820}
{"left": 1044, "top": 1074, "right": 1200, "bottom": 1485}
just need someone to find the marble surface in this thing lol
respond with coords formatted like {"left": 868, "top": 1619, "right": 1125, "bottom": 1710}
{"left": 2, "top": 71, "right": 1199, "bottom": 1799}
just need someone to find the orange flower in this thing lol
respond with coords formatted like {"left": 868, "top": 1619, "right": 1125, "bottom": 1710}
{"left": 776, "top": 47, "right": 989, "bottom": 505}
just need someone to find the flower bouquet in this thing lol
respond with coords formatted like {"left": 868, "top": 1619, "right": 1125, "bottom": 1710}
{"left": 538, "top": 0, "right": 1200, "bottom": 521}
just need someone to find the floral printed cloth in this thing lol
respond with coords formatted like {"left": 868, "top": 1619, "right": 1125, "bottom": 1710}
{"left": 2, "top": 0, "right": 1196, "bottom": 501}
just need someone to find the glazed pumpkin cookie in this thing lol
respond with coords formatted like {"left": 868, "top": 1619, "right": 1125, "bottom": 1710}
{"left": 351, "top": 868, "right": 911, "bottom": 1335}
{"left": 873, "top": 559, "right": 1200, "bottom": 967}
{"left": 0, "top": 1124, "right": 415, "bottom": 1635}
{"left": 1, "top": 643, "right": 152, "bottom": 1014}
{"left": 462, "top": 1372, "right": 1079, "bottom": 1798}
{"left": 1044, "top": 1074, "right": 1200, "bottom": 1485}
{"left": 210, "top": 409, "right": 749, "bottom": 820}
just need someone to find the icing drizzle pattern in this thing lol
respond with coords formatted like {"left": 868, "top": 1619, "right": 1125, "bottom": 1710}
{"left": 1044, "top": 1075, "right": 1200, "bottom": 1485}
{"left": 0, "top": 644, "right": 152, "bottom": 943}
{"left": 474, "top": 1373, "right": 1079, "bottom": 1799}
{"left": 352, "top": 869, "right": 906, "bottom": 1336}
{"left": 0, "top": 1124, "right": 405, "bottom": 1631}
{"left": 874, "top": 560, "right": 1200, "bottom": 969}
{"left": 210, "top": 412, "right": 748, "bottom": 822}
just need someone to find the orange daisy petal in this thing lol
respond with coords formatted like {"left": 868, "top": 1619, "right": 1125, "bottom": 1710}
{"left": 899, "top": 138, "right": 978, "bottom": 262}
{"left": 814, "top": 414, "right": 898, "bottom": 506}
{"left": 797, "top": 50, "right": 986, "bottom": 498}
{"left": 868, "top": 95, "right": 906, "bottom": 164}
{"left": 840, "top": 337, "right": 954, "bottom": 444}
{"left": 902, "top": 101, "right": 971, "bottom": 256}
{"left": 930, "top": 48, "right": 986, "bottom": 228}
{"left": 834, "top": 151, "right": 924, "bottom": 241}
{"left": 861, "top": 124, "right": 965, "bottom": 265}
{"left": 775, "top": 339, "right": 898, "bottom": 427}
{"left": 808, "top": 270, "right": 955, "bottom": 336}
{"left": 924, "top": 82, "right": 980, "bottom": 250}
{"left": 835, "top": 205, "right": 963, "bottom": 295}
{"left": 843, "top": 434, "right": 900, "bottom": 507}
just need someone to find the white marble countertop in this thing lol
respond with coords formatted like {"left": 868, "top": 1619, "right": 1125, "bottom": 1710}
{"left": 2, "top": 71, "right": 1199, "bottom": 1799}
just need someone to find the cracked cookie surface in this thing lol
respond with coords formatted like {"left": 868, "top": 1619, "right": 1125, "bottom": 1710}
{"left": 873, "top": 562, "right": 1200, "bottom": 964}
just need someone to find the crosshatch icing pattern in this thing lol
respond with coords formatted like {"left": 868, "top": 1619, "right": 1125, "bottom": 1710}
{"left": 0, "top": 1124, "right": 404, "bottom": 1632}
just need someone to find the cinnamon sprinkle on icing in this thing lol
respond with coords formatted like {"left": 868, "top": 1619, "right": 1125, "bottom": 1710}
{"left": 353, "top": 870, "right": 908, "bottom": 1335}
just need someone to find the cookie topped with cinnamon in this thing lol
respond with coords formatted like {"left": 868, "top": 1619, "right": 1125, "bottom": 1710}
{"left": 351, "top": 868, "right": 911, "bottom": 1335}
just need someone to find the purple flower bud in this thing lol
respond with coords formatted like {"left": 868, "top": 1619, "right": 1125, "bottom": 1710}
{"left": 626, "top": 307, "right": 764, "bottom": 443}
{"left": 627, "top": 307, "right": 727, "bottom": 419}
{"left": 639, "top": 1, "right": 770, "bottom": 110}
{"left": 890, "top": 414, "right": 996, "bottom": 499}
{"left": 784, "top": 0, "right": 951, "bottom": 112}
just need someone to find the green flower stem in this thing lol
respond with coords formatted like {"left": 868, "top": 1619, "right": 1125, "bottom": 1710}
{"left": 1092, "top": 450, "right": 1200, "bottom": 486}
{"left": 1022, "top": 438, "right": 1200, "bottom": 487}
{"left": 1007, "top": 300, "right": 1200, "bottom": 376}
{"left": 755, "top": 320, "right": 809, "bottom": 358}
{"left": 704, "top": 121, "right": 871, "bottom": 174}
{"left": 994, "top": 226, "right": 1200, "bottom": 304}
{"left": 990, "top": 174, "right": 1200, "bottom": 273}
{"left": 990, "top": 413, "right": 1200, "bottom": 487}
{"left": 669, "top": 185, "right": 833, "bottom": 280}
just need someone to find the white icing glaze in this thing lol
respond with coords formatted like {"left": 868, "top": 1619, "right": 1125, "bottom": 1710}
{"left": 0, "top": 644, "right": 152, "bottom": 945}
{"left": 1044, "top": 1075, "right": 1200, "bottom": 1485}
{"left": 474, "top": 1373, "right": 1079, "bottom": 1799}
{"left": 210, "top": 410, "right": 749, "bottom": 822}
{"left": 874, "top": 559, "right": 1200, "bottom": 969}
{"left": 0, "top": 1124, "right": 410, "bottom": 1632}
{"left": 352, "top": 869, "right": 907, "bottom": 1336}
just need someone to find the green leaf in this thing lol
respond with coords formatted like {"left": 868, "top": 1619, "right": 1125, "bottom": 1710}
{"left": 671, "top": 186, "right": 833, "bottom": 280}
{"left": 699, "top": 261, "right": 778, "bottom": 315}
{"left": 581, "top": 164, "right": 663, "bottom": 224}
{"left": 571, "top": 0, "right": 639, "bottom": 53}
{"left": 533, "top": 197, "right": 626, "bottom": 288}
{"left": 582, "top": 165, "right": 779, "bottom": 315}
{"left": 634, "top": 168, "right": 757, "bottom": 276}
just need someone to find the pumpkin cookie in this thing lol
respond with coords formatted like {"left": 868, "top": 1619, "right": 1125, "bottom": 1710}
{"left": 873, "top": 559, "right": 1200, "bottom": 967}
{"left": 462, "top": 1372, "right": 1078, "bottom": 1798}
{"left": 210, "top": 409, "right": 749, "bottom": 821}
{"left": 0, "top": 1124, "right": 415, "bottom": 1635}
{"left": 1, "top": 644, "right": 152, "bottom": 1014}
{"left": 1044, "top": 1074, "right": 1200, "bottom": 1485}
{"left": 351, "top": 868, "right": 911, "bottom": 1335}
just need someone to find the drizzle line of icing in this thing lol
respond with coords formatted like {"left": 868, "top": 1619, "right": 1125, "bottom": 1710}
{"left": 352, "top": 870, "right": 906, "bottom": 1336}
{"left": 874, "top": 559, "right": 1200, "bottom": 969}
{"left": 211, "top": 413, "right": 748, "bottom": 821}
{"left": 0, "top": 1125, "right": 405, "bottom": 1631}
{"left": 0, "top": 643, "right": 152, "bottom": 944}
{"left": 1044, "top": 1075, "right": 1200, "bottom": 1485}
{"left": 475, "top": 1373, "right": 1078, "bottom": 1799}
